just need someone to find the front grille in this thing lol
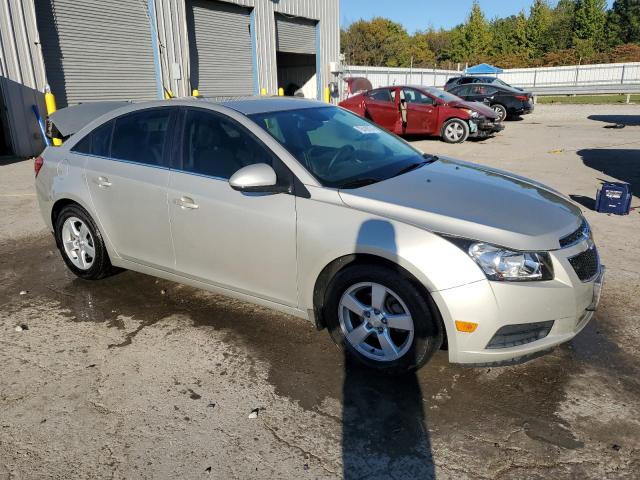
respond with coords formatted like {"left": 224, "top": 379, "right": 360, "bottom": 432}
{"left": 568, "top": 246, "right": 600, "bottom": 282}
{"left": 560, "top": 219, "right": 590, "bottom": 248}
{"left": 486, "top": 321, "right": 554, "bottom": 349}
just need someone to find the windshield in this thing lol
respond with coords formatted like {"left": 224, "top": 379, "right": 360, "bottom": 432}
{"left": 249, "top": 106, "right": 428, "bottom": 189}
{"left": 422, "top": 87, "right": 461, "bottom": 103}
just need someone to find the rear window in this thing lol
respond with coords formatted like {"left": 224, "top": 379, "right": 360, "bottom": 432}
{"left": 111, "top": 109, "right": 172, "bottom": 166}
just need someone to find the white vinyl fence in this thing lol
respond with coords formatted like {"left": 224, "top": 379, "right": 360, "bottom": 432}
{"left": 344, "top": 62, "right": 640, "bottom": 96}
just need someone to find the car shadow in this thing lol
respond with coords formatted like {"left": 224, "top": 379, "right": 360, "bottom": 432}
{"left": 342, "top": 358, "right": 434, "bottom": 479}
{"left": 576, "top": 149, "right": 640, "bottom": 198}
{"left": 341, "top": 219, "right": 435, "bottom": 479}
{"left": 569, "top": 194, "right": 596, "bottom": 211}
{"left": 588, "top": 115, "right": 640, "bottom": 126}
{"left": 0, "top": 156, "right": 28, "bottom": 166}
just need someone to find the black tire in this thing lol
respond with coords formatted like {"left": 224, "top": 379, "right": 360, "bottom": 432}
{"left": 54, "top": 204, "right": 118, "bottom": 280}
{"left": 324, "top": 265, "right": 443, "bottom": 374}
{"left": 441, "top": 118, "right": 469, "bottom": 144}
{"left": 491, "top": 103, "right": 507, "bottom": 122}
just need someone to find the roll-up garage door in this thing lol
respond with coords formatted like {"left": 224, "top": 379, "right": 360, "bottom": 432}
{"left": 35, "top": 0, "right": 158, "bottom": 108}
{"left": 187, "top": 0, "right": 254, "bottom": 98}
{"left": 275, "top": 15, "right": 316, "bottom": 55}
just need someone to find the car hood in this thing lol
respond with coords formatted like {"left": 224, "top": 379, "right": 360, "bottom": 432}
{"left": 338, "top": 157, "right": 582, "bottom": 251}
{"left": 448, "top": 100, "right": 497, "bottom": 119}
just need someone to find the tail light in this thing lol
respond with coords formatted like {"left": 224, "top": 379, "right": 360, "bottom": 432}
{"left": 34, "top": 156, "right": 44, "bottom": 177}
{"left": 515, "top": 95, "right": 529, "bottom": 101}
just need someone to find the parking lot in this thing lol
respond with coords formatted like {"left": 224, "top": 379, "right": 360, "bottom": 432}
{"left": 1, "top": 103, "right": 639, "bottom": 479}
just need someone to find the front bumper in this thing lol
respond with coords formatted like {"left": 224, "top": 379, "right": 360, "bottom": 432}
{"left": 431, "top": 240, "right": 604, "bottom": 365}
{"left": 470, "top": 119, "right": 504, "bottom": 137}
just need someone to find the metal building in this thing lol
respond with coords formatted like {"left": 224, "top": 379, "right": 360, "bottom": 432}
{"left": 0, "top": 0, "right": 340, "bottom": 158}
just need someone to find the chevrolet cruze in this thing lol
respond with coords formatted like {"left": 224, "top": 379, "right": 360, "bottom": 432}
{"left": 35, "top": 97, "right": 604, "bottom": 373}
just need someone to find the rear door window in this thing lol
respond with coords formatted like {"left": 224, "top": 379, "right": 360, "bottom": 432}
{"left": 452, "top": 85, "right": 472, "bottom": 96}
{"left": 111, "top": 109, "right": 172, "bottom": 166}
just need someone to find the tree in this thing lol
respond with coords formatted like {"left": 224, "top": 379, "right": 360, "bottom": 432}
{"left": 574, "top": 0, "right": 607, "bottom": 46}
{"left": 527, "top": 0, "right": 553, "bottom": 56}
{"left": 341, "top": 18, "right": 412, "bottom": 67}
{"left": 407, "top": 32, "right": 437, "bottom": 67}
{"left": 454, "top": 1, "right": 493, "bottom": 64}
{"left": 546, "top": 0, "right": 576, "bottom": 52}
{"left": 607, "top": 0, "right": 640, "bottom": 46}
{"left": 491, "top": 12, "right": 532, "bottom": 67}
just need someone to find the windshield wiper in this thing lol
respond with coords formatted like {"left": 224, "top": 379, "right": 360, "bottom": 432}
{"left": 338, "top": 178, "right": 380, "bottom": 189}
{"left": 394, "top": 154, "right": 439, "bottom": 177}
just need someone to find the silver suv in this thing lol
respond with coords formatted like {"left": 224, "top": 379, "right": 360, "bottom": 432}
{"left": 36, "top": 98, "right": 604, "bottom": 373}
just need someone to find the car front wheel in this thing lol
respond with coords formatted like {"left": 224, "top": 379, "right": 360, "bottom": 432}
{"left": 491, "top": 104, "right": 507, "bottom": 122}
{"left": 324, "top": 265, "right": 443, "bottom": 374}
{"left": 441, "top": 118, "right": 469, "bottom": 143}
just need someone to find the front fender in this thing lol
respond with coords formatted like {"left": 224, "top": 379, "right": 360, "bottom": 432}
{"left": 296, "top": 188, "right": 485, "bottom": 312}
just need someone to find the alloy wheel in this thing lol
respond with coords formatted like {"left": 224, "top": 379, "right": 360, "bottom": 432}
{"left": 492, "top": 105, "right": 506, "bottom": 122}
{"left": 61, "top": 216, "right": 96, "bottom": 270}
{"left": 338, "top": 282, "right": 414, "bottom": 362}
{"left": 445, "top": 122, "right": 464, "bottom": 142}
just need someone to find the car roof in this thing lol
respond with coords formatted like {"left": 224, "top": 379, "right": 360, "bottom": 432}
{"left": 49, "top": 96, "right": 330, "bottom": 136}
{"left": 205, "top": 96, "right": 329, "bottom": 115}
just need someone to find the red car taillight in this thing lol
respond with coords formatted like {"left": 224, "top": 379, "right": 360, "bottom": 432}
{"left": 34, "top": 156, "right": 44, "bottom": 177}
{"left": 515, "top": 95, "right": 529, "bottom": 101}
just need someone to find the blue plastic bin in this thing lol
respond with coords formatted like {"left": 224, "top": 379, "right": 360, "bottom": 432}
{"left": 595, "top": 182, "right": 632, "bottom": 215}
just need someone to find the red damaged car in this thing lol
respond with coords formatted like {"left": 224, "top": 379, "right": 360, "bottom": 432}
{"left": 339, "top": 85, "right": 503, "bottom": 144}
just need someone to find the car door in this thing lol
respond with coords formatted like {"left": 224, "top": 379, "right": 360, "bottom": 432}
{"left": 363, "top": 88, "right": 399, "bottom": 132}
{"left": 400, "top": 87, "right": 439, "bottom": 134}
{"left": 82, "top": 107, "right": 176, "bottom": 269}
{"left": 167, "top": 107, "right": 298, "bottom": 306}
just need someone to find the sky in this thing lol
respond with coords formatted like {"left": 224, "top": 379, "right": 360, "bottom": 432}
{"left": 340, "top": 0, "right": 616, "bottom": 33}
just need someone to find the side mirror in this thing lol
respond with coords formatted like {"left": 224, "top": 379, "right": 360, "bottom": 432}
{"left": 229, "top": 163, "right": 288, "bottom": 193}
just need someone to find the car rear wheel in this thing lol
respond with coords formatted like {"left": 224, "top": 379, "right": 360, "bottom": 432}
{"left": 491, "top": 104, "right": 507, "bottom": 122}
{"left": 324, "top": 265, "right": 443, "bottom": 374}
{"left": 441, "top": 118, "right": 469, "bottom": 143}
{"left": 54, "top": 204, "right": 118, "bottom": 280}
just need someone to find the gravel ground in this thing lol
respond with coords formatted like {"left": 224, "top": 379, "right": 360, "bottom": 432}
{"left": 1, "top": 104, "right": 639, "bottom": 479}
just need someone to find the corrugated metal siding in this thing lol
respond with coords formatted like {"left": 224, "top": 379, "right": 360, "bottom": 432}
{"left": 34, "top": 0, "right": 158, "bottom": 107}
{"left": 155, "top": 0, "right": 190, "bottom": 97}
{"left": 186, "top": 0, "right": 254, "bottom": 97}
{"left": 275, "top": 14, "right": 316, "bottom": 54}
{"left": 0, "top": 0, "right": 46, "bottom": 90}
{"left": 0, "top": 0, "right": 47, "bottom": 156}
{"left": 155, "top": 0, "right": 340, "bottom": 98}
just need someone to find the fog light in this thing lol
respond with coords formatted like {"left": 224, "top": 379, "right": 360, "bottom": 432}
{"left": 456, "top": 321, "right": 478, "bottom": 333}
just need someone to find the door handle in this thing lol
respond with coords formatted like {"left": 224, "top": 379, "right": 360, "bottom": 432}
{"left": 95, "top": 176, "right": 112, "bottom": 188}
{"left": 174, "top": 196, "right": 199, "bottom": 210}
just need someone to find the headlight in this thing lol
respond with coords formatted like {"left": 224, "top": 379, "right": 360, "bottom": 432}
{"left": 445, "top": 237, "right": 554, "bottom": 281}
{"left": 461, "top": 108, "right": 479, "bottom": 118}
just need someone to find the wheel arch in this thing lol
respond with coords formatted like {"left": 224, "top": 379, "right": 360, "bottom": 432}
{"left": 311, "top": 253, "right": 447, "bottom": 347}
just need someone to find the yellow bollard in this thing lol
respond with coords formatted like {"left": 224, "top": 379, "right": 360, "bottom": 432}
{"left": 324, "top": 87, "right": 330, "bottom": 103}
{"left": 44, "top": 89, "right": 62, "bottom": 146}
{"left": 164, "top": 89, "right": 174, "bottom": 99}
{"left": 260, "top": 88, "right": 267, "bottom": 96}
{"left": 191, "top": 89, "right": 200, "bottom": 97}
{"left": 278, "top": 87, "right": 284, "bottom": 96}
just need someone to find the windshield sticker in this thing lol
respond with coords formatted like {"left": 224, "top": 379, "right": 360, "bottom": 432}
{"left": 353, "top": 125, "right": 379, "bottom": 134}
